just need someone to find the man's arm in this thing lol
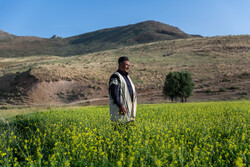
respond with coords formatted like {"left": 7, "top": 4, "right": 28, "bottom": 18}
{"left": 109, "top": 75, "right": 123, "bottom": 108}
{"left": 110, "top": 84, "right": 123, "bottom": 108}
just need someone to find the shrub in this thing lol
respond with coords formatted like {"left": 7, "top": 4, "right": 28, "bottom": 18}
{"left": 219, "top": 88, "right": 226, "bottom": 92}
{"left": 163, "top": 71, "right": 194, "bottom": 102}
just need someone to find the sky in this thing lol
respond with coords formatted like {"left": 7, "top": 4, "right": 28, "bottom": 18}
{"left": 0, "top": 0, "right": 249, "bottom": 38}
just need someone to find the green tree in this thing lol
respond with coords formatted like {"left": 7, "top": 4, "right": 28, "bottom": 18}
{"left": 163, "top": 71, "right": 194, "bottom": 102}
{"left": 163, "top": 72, "right": 179, "bottom": 102}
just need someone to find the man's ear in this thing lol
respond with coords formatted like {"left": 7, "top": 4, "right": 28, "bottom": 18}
{"left": 118, "top": 62, "right": 122, "bottom": 68}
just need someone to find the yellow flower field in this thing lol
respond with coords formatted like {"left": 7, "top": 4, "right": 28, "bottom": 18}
{"left": 0, "top": 101, "right": 249, "bottom": 166}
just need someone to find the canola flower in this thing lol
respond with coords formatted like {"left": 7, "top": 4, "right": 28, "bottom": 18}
{"left": 0, "top": 101, "right": 249, "bottom": 166}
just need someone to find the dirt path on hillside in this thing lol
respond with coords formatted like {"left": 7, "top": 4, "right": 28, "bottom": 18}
{"left": 66, "top": 84, "right": 250, "bottom": 106}
{"left": 67, "top": 98, "right": 109, "bottom": 105}
{"left": 66, "top": 90, "right": 164, "bottom": 106}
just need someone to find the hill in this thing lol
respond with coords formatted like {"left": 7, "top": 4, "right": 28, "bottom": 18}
{"left": 0, "top": 21, "right": 199, "bottom": 57}
{"left": 65, "top": 20, "right": 199, "bottom": 51}
{"left": 0, "top": 35, "right": 249, "bottom": 105}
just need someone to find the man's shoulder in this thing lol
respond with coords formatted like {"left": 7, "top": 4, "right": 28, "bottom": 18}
{"left": 109, "top": 72, "right": 121, "bottom": 83}
{"left": 110, "top": 73, "right": 118, "bottom": 79}
{"left": 110, "top": 71, "right": 122, "bottom": 79}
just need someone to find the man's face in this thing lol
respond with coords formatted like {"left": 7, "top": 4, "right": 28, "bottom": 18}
{"left": 119, "top": 61, "right": 130, "bottom": 73}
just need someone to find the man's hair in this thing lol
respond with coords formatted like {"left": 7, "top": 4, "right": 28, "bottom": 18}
{"left": 118, "top": 56, "right": 129, "bottom": 64}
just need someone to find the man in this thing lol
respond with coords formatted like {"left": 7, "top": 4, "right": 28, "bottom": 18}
{"left": 109, "top": 56, "right": 137, "bottom": 123}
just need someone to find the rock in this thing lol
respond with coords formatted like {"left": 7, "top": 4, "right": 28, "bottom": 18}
{"left": 51, "top": 35, "right": 62, "bottom": 39}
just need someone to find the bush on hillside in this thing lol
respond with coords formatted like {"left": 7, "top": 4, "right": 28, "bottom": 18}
{"left": 163, "top": 71, "right": 194, "bottom": 102}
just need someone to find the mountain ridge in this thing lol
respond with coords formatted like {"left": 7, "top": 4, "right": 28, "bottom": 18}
{"left": 0, "top": 20, "right": 201, "bottom": 57}
{"left": 67, "top": 20, "right": 198, "bottom": 44}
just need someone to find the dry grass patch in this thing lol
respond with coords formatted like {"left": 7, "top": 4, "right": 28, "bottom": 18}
{"left": 30, "top": 64, "right": 87, "bottom": 81}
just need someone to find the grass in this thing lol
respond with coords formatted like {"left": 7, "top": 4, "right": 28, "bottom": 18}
{"left": 0, "top": 106, "right": 47, "bottom": 119}
{"left": 0, "top": 101, "right": 249, "bottom": 166}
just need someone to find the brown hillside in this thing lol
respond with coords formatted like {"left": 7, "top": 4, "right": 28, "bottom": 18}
{"left": 0, "top": 35, "right": 249, "bottom": 106}
{"left": 0, "top": 66, "right": 106, "bottom": 105}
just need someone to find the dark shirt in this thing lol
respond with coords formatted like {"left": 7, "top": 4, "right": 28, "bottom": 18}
{"left": 109, "top": 70, "right": 134, "bottom": 108}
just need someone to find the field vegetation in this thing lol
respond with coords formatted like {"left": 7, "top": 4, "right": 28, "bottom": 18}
{"left": 0, "top": 101, "right": 249, "bottom": 166}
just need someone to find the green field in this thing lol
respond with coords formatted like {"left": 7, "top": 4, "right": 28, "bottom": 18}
{"left": 0, "top": 101, "right": 249, "bottom": 166}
